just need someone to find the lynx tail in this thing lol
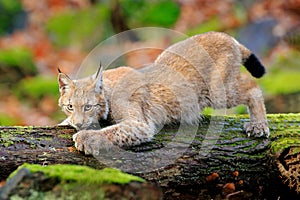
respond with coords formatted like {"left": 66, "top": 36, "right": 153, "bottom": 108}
{"left": 238, "top": 42, "right": 266, "bottom": 78}
{"left": 243, "top": 53, "right": 266, "bottom": 78}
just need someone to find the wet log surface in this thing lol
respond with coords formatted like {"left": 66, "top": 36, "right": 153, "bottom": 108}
{"left": 0, "top": 114, "right": 299, "bottom": 199}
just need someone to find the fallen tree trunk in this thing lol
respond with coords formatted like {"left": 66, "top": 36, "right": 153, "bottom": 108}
{"left": 0, "top": 114, "right": 299, "bottom": 199}
{"left": 0, "top": 164, "right": 162, "bottom": 200}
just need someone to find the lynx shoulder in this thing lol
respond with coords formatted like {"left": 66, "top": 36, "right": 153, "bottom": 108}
{"left": 58, "top": 31, "right": 269, "bottom": 155}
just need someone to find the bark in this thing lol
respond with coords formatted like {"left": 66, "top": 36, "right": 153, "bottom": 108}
{"left": 0, "top": 114, "right": 299, "bottom": 199}
{"left": 0, "top": 126, "right": 105, "bottom": 180}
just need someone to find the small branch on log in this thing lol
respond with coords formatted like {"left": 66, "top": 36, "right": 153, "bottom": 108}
{"left": 0, "top": 114, "right": 299, "bottom": 199}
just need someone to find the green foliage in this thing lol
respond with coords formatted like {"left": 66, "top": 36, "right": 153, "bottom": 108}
{"left": 0, "top": 48, "right": 37, "bottom": 76}
{"left": 0, "top": 0, "right": 23, "bottom": 35}
{"left": 187, "top": 17, "right": 223, "bottom": 36}
{"left": 0, "top": 113, "right": 20, "bottom": 126}
{"left": 268, "top": 50, "right": 300, "bottom": 72}
{"left": 232, "top": 1, "right": 248, "bottom": 25}
{"left": 120, "top": 0, "right": 180, "bottom": 27}
{"left": 259, "top": 50, "right": 300, "bottom": 95}
{"left": 233, "top": 105, "right": 247, "bottom": 114}
{"left": 46, "top": 4, "right": 113, "bottom": 49}
{"left": 13, "top": 76, "right": 59, "bottom": 102}
{"left": 260, "top": 72, "right": 300, "bottom": 95}
{"left": 202, "top": 105, "right": 247, "bottom": 116}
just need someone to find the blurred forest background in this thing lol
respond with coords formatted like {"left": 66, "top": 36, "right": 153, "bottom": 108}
{"left": 0, "top": 0, "right": 299, "bottom": 126}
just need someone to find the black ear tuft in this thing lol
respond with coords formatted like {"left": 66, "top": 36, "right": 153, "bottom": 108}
{"left": 95, "top": 61, "right": 103, "bottom": 79}
{"left": 58, "top": 72, "right": 73, "bottom": 95}
{"left": 58, "top": 67, "right": 62, "bottom": 73}
{"left": 94, "top": 61, "right": 104, "bottom": 93}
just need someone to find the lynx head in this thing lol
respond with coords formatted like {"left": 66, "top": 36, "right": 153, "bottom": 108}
{"left": 58, "top": 66, "right": 109, "bottom": 130}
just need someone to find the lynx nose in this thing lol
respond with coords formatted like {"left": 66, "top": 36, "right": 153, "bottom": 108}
{"left": 74, "top": 123, "right": 83, "bottom": 130}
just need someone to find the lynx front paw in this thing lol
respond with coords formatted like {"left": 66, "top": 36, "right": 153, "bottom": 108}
{"left": 73, "top": 130, "right": 114, "bottom": 155}
{"left": 244, "top": 121, "right": 270, "bottom": 138}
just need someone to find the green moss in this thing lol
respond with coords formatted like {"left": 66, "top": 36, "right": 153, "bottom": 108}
{"left": 57, "top": 133, "right": 72, "bottom": 139}
{"left": 271, "top": 137, "right": 300, "bottom": 154}
{"left": 267, "top": 113, "right": 300, "bottom": 122}
{"left": 197, "top": 113, "right": 300, "bottom": 155}
{"left": 290, "top": 147, "right": 300, "bottom": 155}
{"left": 221, "top": 113, "right": 300, "bottom": 122}
{"left": 12, "top": 164, "right": 144, "bottom": 185}
{"left": 267, "top": 114, "right": 300, "bottom": 153}
{"left": 0, "top": 138, "right": 14, "bottom": 147}
{"left": 0, "top": 126, "right": 71, "bottom": 148}
{"left": 8, "top": 164, "right": 144, "bottom": 199}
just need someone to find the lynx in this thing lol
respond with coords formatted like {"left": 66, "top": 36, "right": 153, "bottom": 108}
{"left": 58, "top": 32, "right": 269, "bottom": 155}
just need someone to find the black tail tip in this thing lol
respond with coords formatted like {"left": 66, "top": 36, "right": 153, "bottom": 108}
{"left": 244, "top": 54, "right": 266, "bottom": 78}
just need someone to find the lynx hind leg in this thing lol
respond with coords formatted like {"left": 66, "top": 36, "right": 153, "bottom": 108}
{"left": 239, "top": 77, "right": 270, "bottom": 137}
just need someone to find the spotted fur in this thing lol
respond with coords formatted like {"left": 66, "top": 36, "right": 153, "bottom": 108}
{"left": 58, "top": 32, "right": 269, "bottom": 155}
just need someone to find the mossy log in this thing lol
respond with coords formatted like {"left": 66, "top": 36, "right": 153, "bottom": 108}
{"left": 0, "top": 163, "right": 162, "bottom": 200}
{"left": 0, "top": 114, "right": 299, "bottom": 199}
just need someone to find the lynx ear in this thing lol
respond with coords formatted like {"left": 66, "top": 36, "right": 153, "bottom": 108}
{"left": 58, "top": 68, "right": 74, "bottom": 94}
{"left": 94, "top": 62, "right": 103, "bottom": 93}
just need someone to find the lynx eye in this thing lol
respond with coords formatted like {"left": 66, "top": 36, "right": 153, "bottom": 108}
{"left": 84, "top": 104, "right": 93, "bottom": 112}
{"left": 66, "top": 104, "right": 74, "bottom": 112}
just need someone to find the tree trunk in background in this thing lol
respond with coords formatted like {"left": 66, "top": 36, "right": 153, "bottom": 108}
{"left": 0, "top": 114, "right": 299, "bottom": 199}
